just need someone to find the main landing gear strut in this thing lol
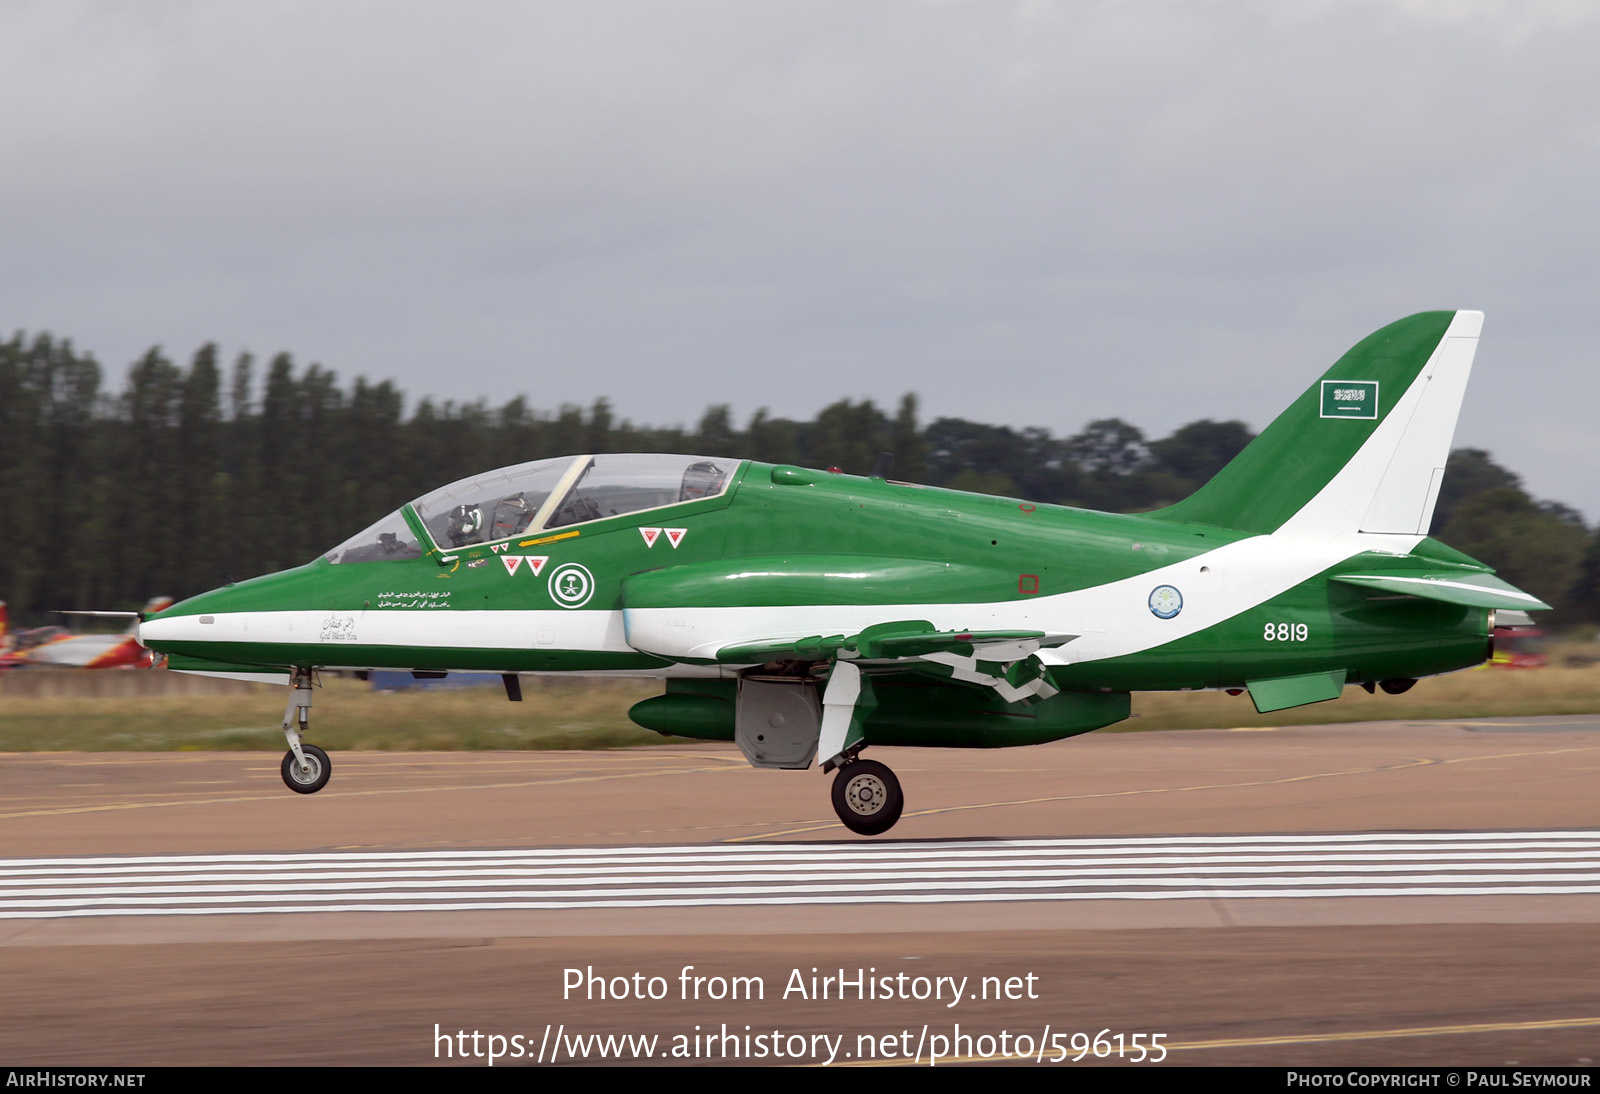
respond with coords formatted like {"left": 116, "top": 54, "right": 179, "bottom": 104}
{"left": 280, "top": 667, "right": 331, "bottom": 794}
{"left": 815, "top": 662, "right": 904, "bottom": 835}
{"left": 829, "top": 756, "right": 904, "bottom": 836}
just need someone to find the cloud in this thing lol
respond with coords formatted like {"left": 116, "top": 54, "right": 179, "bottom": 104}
{"left": 4, "top": 1, "right": 1599, "bottom": 515}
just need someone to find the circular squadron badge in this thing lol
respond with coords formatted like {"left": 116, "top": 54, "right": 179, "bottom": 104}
{"left": 1148, "top": 584, "right": 1183, "bottom": 619}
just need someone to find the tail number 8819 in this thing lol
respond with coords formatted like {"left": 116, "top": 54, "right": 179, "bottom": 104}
{"left": 1264, "top": 623, "right": 1309, "bottom": 642}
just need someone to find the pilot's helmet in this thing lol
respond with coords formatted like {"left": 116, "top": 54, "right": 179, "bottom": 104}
{"left": 446, "top": 503, "right": 484, "bottom": 545}
{"left": 679, "top": 460, "right": 727, "bottom": 501}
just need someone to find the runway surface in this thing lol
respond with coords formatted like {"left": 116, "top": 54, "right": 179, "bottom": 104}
{"left": 1, "top": 715, "right": 1598, "bottom": 1066}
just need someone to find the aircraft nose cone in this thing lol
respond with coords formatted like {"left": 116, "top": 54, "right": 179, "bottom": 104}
{"left": 136, "top": 613, "right": 209, "bottom": 648}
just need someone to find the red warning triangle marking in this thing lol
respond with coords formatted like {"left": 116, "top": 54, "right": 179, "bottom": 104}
{"left": 526, "top": 555, "right": 549, "bottom": 576}
{"left": 639, "top": 527, "right": 661, "bottom": 548}
{"left": 664, "top": 528, "right": 687, "bottom": 548}
{"left": 502, "top": 555, "right": 522, "bottom": 576}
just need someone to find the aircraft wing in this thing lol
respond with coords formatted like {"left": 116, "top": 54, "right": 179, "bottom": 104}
{"left": 716, "top": 620, "right": 1078, "bottom": 709}
{"left": 1330, "top": 569, "right": 1550, "bottom": 611}
{"left": 715, "top": 621, "right": 1076, "bottom": 663}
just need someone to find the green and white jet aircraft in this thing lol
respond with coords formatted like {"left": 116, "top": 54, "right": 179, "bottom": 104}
{"left": 140, "top": 310, "right": 1546, "bottom": 835}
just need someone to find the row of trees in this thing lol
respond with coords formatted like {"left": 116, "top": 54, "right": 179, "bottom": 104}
{"left": 3, "top": 330, "right": 1596, "bottom": 625}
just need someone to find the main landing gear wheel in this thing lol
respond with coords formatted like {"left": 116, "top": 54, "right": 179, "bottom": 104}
{"left": 831, "top": 759, "right": 904, "bottom": 836}
{"left": 281, "top": 744, "right": 331, "bottom": 794}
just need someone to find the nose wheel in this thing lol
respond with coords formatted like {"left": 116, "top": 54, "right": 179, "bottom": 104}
{"left": 279, "top": 666, "right": 333, "bottom": 794}
{"left": 281, "top": 743, "right": 331, "bottom": 794}
{"left": 830, "top": 758, "right": 904, "bottom": 836}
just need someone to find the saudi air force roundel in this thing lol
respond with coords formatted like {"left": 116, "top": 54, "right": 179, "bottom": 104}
{"left": 548, "top": 563, "right": 595, "bottom": 608}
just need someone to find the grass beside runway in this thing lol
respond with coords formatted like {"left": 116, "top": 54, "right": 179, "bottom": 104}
{"left": 2, "top": 645, "right": 1599, "bottom": 751}
{"left": 0, "top": 676, "right": 665, "bottom": 752}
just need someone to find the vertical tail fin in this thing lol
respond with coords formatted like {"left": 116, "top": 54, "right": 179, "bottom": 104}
{"left": 1151, "top": 311, "right": 1481, "bottom": 539}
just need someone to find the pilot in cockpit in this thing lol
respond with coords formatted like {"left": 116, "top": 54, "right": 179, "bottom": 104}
{"left": 679, "top": 460, "right": 727, "bottom": 502}
{"left": 445, "top": 503, "right": 484, "bottom": 547}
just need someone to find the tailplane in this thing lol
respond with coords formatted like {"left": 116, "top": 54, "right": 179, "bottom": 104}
{"left": 1151, "top": 311, "right": 1482, "bottom": 539}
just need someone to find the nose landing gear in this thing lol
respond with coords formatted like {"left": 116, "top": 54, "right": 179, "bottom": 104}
{"left": 830, "top": 758, "right": 904, "bottom": 836}
{"left": 280, "top": 667, "right": 333, "bottom": 794}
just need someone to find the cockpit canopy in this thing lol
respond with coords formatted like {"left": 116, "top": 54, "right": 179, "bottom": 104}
{"left": 324, "top": 453, "right": 740, "bottom": 564}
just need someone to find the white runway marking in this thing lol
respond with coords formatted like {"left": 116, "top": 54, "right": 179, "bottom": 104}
{"left": 2, "top": 831, "right": 1598, "bottom": 919}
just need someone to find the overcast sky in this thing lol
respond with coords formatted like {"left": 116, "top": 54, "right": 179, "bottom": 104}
{"left": 4, "top": 1, "right": 1598, "bottom": 515}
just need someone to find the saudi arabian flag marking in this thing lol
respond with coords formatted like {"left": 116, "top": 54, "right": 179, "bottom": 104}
{"left": 1320, "top": 380, "right": 1379, "bottom": 419}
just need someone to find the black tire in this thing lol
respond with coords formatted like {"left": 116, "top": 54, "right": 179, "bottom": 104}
{"left": 831, "top": 759, "right": 904, "bottom": 836}
{"left": 1379, "top": 677, "right": 1417, "bottom": 695}
{"left": 281, "top": 744, "right": 332, "bottom": 794}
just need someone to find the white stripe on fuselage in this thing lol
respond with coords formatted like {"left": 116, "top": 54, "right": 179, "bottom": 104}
{"left": 623, "top": 531, "right": 1421, "bottom": 666}
{"left": 140, "top": 607, "right": 631, "bottom": 657}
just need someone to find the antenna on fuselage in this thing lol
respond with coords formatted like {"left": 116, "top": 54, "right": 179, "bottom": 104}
{"left": 869, "top": 452, "right": 894, "bottom": 479}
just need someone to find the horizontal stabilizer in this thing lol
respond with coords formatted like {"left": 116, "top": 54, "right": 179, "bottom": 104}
{"left": 1331, "top": 570, "right": 1550, "bottom": 611}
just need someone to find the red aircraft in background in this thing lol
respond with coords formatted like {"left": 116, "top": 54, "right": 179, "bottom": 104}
{"left": 0, "top": 597, "right": 173, "bottom": 670}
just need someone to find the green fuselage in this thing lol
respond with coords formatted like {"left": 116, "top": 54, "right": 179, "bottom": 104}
{"left": 141, "top": 460, "right": 1491, "bottom": 696}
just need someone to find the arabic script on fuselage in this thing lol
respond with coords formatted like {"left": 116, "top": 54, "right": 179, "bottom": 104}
{"left": 374, "top": 590, "right": 453, "bottom": 609}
